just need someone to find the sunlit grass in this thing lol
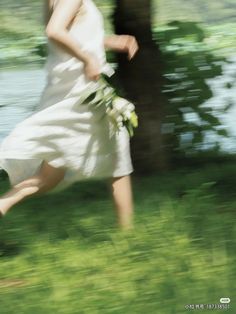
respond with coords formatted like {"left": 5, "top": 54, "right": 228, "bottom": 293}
{"left": 0, "top": 162, "right": 235, "bottom": 313}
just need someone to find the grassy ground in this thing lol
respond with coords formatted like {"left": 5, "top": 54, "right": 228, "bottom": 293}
{"left": 0, "top": 162, "right": 235, "bottom": 313}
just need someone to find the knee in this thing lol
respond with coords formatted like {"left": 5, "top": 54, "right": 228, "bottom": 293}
{"left": 30, "top": 177, "right": 46, "bottom": 189}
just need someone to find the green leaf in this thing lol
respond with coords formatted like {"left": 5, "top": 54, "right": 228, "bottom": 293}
{"left": 216, "top": 129, "right": 229, "bottom": 137}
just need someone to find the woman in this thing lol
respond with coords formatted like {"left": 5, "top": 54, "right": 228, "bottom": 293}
{"left": 0, "top": 0, "right": 139, "bottom": 229}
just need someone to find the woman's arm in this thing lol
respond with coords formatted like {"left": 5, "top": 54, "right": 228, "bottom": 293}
{"left": 46, "top": 0, "right": 101, "bottom": 80}
{"left": 104, "top": 35, "right": 139, "bottom": 60}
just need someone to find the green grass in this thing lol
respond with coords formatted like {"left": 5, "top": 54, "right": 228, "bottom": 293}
{"left": 0, "top": 162, "right": 235, "bottom": 313}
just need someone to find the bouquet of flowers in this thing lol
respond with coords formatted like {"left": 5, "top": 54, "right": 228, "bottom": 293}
{"left": 82, "top": 75, "right": 138, "bottom": 137}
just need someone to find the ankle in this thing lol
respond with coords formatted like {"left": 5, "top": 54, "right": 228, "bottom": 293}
{"left": 118, "top": 215, "right": 134, "bottom": 230}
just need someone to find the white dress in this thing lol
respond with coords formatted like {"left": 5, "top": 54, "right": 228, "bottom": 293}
{"left": 0, "top": 0, "right": 133, "bottom": 192}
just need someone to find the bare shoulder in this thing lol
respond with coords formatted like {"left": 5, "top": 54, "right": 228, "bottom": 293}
{"left": 51, "top": 0, "right": 83, "bottom": 10}
{"left": 46, "top": 0, "right": 84, "bottom": 30}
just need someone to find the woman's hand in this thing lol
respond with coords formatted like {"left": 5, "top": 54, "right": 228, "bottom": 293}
{"left": 84, "top": 55, "right": 101, "bottom": 81}
{"left": 104, "top": 35, "right": 139, "bottom": 60}
{"left": 119, "top": 35, "right": 139, "bottom": 60}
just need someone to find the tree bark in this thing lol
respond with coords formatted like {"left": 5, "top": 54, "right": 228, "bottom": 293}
{"left": 113, "top": 0, "right": 169, "bottom": 173}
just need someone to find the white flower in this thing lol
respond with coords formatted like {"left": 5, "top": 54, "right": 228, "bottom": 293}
{"left": 113, "top": 97, "right": 129, "bottom": 112}
{"left": 123, "top": 110, "right": 132, "bottom": 120}
{"left": 117, "top": 116, "right": 123, "bottom": 123}
{"left": 127, "top": 103, "right": 135, "bottom": 111}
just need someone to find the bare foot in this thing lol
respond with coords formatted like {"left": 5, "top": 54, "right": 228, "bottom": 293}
{"left": 0, "top": 197, "right": 14, "bottom": 217}
{"left": 0, "top": 185, "right": 39, "bottom": 217}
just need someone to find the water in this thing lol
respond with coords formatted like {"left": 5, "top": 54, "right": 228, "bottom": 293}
{"left": 203, "top": 56, "right": 236, "bottom": 153}
{"left": 0, "top": 67, "right": 46, "bottom": 140}
{"left": 0, "top": 65, "right": 235, "bottom": 153}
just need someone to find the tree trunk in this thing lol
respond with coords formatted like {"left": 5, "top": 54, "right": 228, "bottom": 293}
{"left": 113, "top": 0, "right": 169, "bottom": 173}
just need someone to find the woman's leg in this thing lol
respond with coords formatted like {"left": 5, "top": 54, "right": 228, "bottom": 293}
{"left": 110, "top": 175, "right": 134, "bottom": 229}
{"left": 0, "top": 161, "right": 65, "bottom": 217}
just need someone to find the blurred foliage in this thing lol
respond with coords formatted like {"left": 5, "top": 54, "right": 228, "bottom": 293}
{"left": 155, "top": 0, "right": 236, "bottom": 25}
{"left": 153, "top": 21, "right": 233, "bottom": 155}
{"left": 204, "top": 23, "right": 236, "bottom": 57}
{"left": 0, "top": 8, "right": 44, "bottom": 67}
{"left": 0, "top": 161, "right": 235, "bottom": 313}
{"left": 1, "top": 0, "right": 236, "bottom": 65}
